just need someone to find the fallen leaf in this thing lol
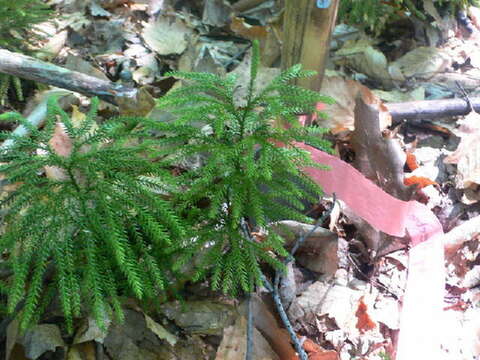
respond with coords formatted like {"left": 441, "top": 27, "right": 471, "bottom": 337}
{"left": 144, "top": 314, "right": 178, "bottom": 346}
{"left": 320, "top": 76, "right": 391, "bottom": 134}
{"left": 203, "top": 0, "right": 232, "bottom": 27}
{"left": 50, "top": 122, "right": 72, "bottom": 158}
{"left": 6, "top": 319, "right": 20, "bottom": 360}
{"left": 73, "top": 316, "right": 111, "bottom": 345}
{"left": 334, "top": 38, "right": 392, "bottom": 87}
{"left": 65, "top": 55, "right": 110, "bottom": 81}
{"left": 37, "top": 30, "right": 68, "bottom": 61}
{"left": 392, "top": 47, "right": 450, "bottom": 80}
{"left": 405, "top": 152, "right": 419, "bottom": 171}
{"left": 142, "top": 15, "right": 194, "bottom": 55}
{"left": 238, "top": 295, "right": 297, "bottom": 359}
{"left": 230, "top": 16, "right": 268, "bottom": 40}
{"left": 67, "top": 342, "right": 96, "bottom": 360}
{"left": 303, "top": 339, "right": 339, "bottom": 360}
{"left": 44, "top": 122, "right": 72, "bottom": 180}
{"left": 272, "top": 220, "right": 338, "bottom": 276}
{"left": 350, "top": 91, "right": 413, "bottom": 201}
{"left": 215, "top": 316, "right": 279, "bottom": 360}
{"left": 372, "top": 87, "right": 425, "bottom": 103}
{"left": 288, "top": 281, "right": 365, "bottom": 335}
{"left": 355, "top": 296, "right": 376, "bottom": 334}
{"left": 229, "top": 49, "right": 280, "bottom": 107}
{"left": 444, "top": 110, "right": 480, "bottom": 189}
{"left": 403, "top": 175, "right": 437, "bottom": 188}
{"left": 160, "top": 300, "right": 236, "bottom": 336}
{"left": 20, "top": 324, "right": 65, "bottom": 360}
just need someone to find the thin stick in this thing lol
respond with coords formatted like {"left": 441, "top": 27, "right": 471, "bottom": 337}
{"left": 262, "top": 274, "right": 308, "bottom": 360}
{"left": 290, "top": 193, "right": 336, "bottom": 258}
{"left": 245, "top": 293, "right": 254, "bottom": 360}
{"left": 241, "top": 219, "right": 308, "bottom": 359}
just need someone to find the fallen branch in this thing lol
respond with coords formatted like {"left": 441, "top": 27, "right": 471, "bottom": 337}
{"left": 386, "top": 97, "right": 480, "bottom": 121}
{"left": 0, "top": 49, "right": 136, "bottom": 106}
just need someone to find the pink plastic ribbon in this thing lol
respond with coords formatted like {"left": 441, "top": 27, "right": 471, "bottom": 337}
{"left": 299, "top": 144, "right": 445, "bottom": 359}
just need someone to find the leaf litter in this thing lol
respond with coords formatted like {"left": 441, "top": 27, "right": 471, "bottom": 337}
{"left": 3, "top": 0, "right": 480, "bottom": 359}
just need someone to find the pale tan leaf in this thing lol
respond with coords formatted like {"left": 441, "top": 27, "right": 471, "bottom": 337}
{"left": 392, "top": 47, "right": 450, "bottom": 80}
{"left": 20, "top": 324, "right": 65, "bottom": 360}
{"left": 44, "top": 122, "right": 72, "bottom": 180}
{"left": 142, "top": 15, "right": 194, "bottom": 55}
{"left": 320, "top": 76, "right": 391, "bottom": 134}
{"left": 444, "top": 111, "right": 480, "bottom": 189}
{"left": 334, "top": 39, "right": 392, "bottom": 87}
{"left": 67, "top": 342, "right": 96, "bottom": 360}
{"left": 144, "top": 314, "right": 178, "bottom": 346}
{"left": 215, "top": 316, "right": 279, "bottom": 360}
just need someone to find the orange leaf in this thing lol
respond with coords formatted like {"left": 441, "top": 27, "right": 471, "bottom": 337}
{"left": 303, "top": 338, "right": 322, "bottom": 353}
{"left": 404, "top": 176, "right": 437, "bottom": 188}
{"left": 230, "top": 16, "right": 268, "bottom": 40}
{"left": 405, "top": 152, "right": 419, "bottom": 171}
{"left": 355, "top": 296, "right": 376, "bottom": 334}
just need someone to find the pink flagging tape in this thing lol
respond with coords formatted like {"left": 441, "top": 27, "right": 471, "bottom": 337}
{"left": 298, "top": 144, "right": 445, "bottom": 360}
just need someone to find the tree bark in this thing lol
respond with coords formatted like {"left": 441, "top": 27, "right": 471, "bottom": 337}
{"left": 282, "top": 0, "right": 339, "bottom": 91}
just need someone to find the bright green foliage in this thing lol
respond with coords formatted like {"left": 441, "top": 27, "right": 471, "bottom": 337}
{"left": 0, "top": 0, "right": 52, "bottom": 51}
{"left": 339, "top": 0, "right": 478, "bottom": 34}
{"left": 0, "top": 98, "right": 185, "bottom": 332}
{"left": 0, "top": 0, "right": 53, "bottom": 104}
{"left": 149, "top": 41, "right": 334, "bottom": 295}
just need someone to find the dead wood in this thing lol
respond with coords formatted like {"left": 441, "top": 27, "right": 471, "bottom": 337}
{"left": 0, "top": 49, "right": 137, "bottom": 106}
{"left": 386, "top": 97, "right": 480, "bottom": 121}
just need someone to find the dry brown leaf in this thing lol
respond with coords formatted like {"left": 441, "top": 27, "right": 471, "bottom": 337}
{"left": 215, "top": 316, "right": 279, "bottom": 360}
{"left": 334, "top": 39, "right": 392, "bottom": 87}
{"left": 392, "top": 46, "right": 450, "bottom": 80}
{"left": 230, "top": 16, "right": 268, "bottom": 40}
{"left": 49, "top": 122, "right": 72, "bottom": 158}
{"left": 20, "top": 324, "right": 65, "bottom": 360}
{"left": 303, "top": 338, "right": 339, "bottom": 360}
{"left": 144, "top": 314, "right": 178, "bottom": 346}
{"left": 444, "top": 110, "right": 480, "bottom": 189}
{"left": 44, "top": 122, "right": 72, "bottom": 180}
{"left": 272, "top": 220, "right": 338, "bottom": 276}
{"left": 238, "top": 295, "right": 297, "bottom": 359}
{"left": 203, "top": 0, "right": 232, "bottom": 27}
{"left": 142, "top": 15, "right": 194, "bottom": 55}
{"left": 67, "top": 342, "right": 96, "bottom": 360}
{"left": 355, "top": 296, "right": 376, "bottom": 334}
{"left": 350, "top": 90, "right": 411, "bottom": 201}
{"left": 320, "top": 76, "right": 391, "bottom": 134}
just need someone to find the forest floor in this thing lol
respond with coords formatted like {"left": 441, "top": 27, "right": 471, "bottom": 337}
{"left": 2, "top": 0, "right": 480, "bottom": 359}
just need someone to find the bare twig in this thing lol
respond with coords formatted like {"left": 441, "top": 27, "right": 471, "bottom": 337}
{"left": 455, "top": 81, "right": 475, "bottom": 112}
{"left": 290, "top": 194, "right": 336, "bottom": 258}
{"left": 95, "top": 341, "right": 105, "bottom": 360}
{"left": 261, "top": 273, "right": 308, "bottom": 360}
{"left": 240, "top": 194, "right": 336, "bottom": 360}
{"left": 241, "top": 220, "right": 307, "bottom": 359}
{"left": 245, "top": 293, "right": 254, "bottom": 360}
